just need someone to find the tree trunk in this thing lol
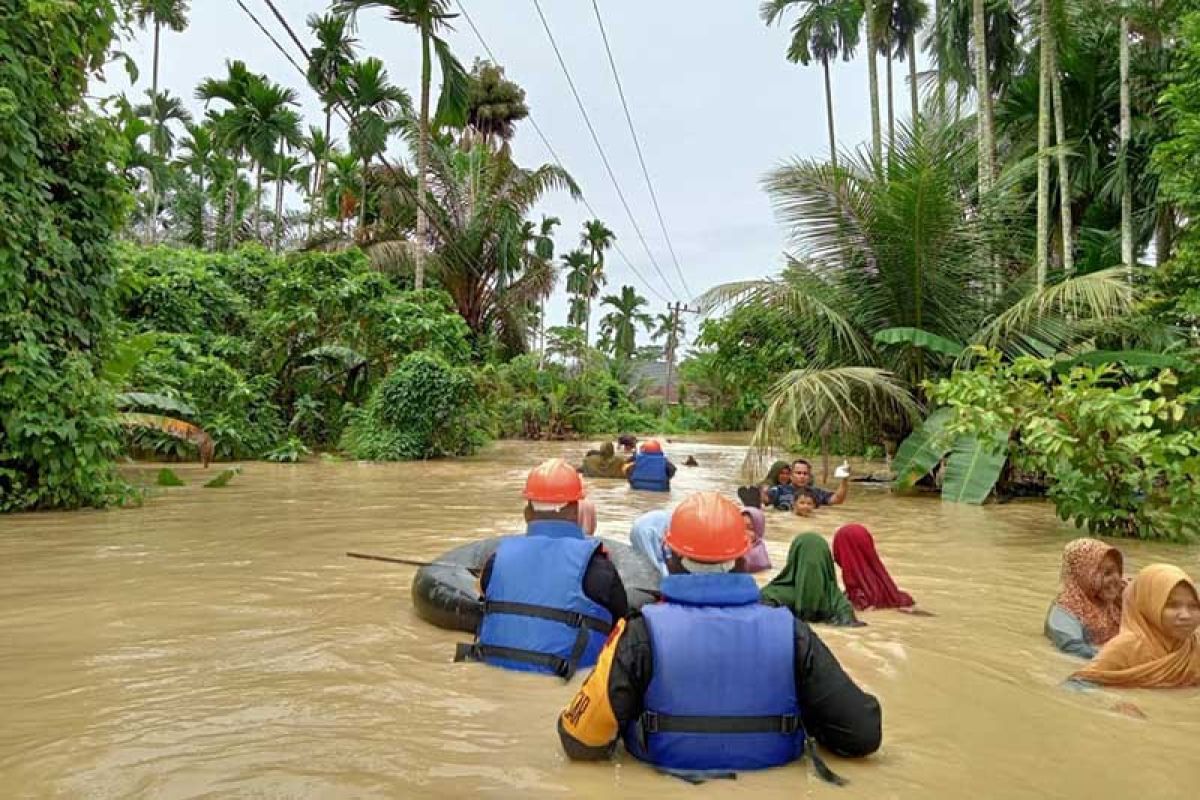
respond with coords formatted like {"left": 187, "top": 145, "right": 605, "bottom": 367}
{"left": 866, "top": 1, "right": 883, "bottom": 164}
{"left": 935, "top": 0, "right": 945, "bottom": 110}
{"left": 538, "top": 296, "right": 547, "bottom": 369}
{"left": 148, "top": 21, "right": 162, "bottom": 245}
{"left": 225, "top": 151, "right": 241, "bottom": 250}
{"left": 1036, "top": 0, "right": 1052, "bottom": 290}
{"left": 1120, "top": 14, "right": 1133, "bottom": 279}
{"left": 415, "top": 30, "right": 432, "bottom": 290}
{"left": 1050, "top": 43, "right": 1074, "bottom": 276}
{"left": 886, "top": 48, "right": 895, "bottom": 154}
{"left": 198, "top": 171, "right": 207, "bottom": 250}
{"left": 908, "top": 31, "right": 919, "bottom": 123}
{"left": 359, "top": 157, "right": 369, "bottom": 233}
{"left": 274, "top": 139, "right": 285, "bottom": 253}
{"left": 822, "top": 58, "right": 837, "bottom": 168}
{"left": 1156, "top": 208, "right": 1174, "bottom": 265}
{"left": 973, "top": 0, "right": 996, "bottom": 191}
{"left": 253, "top": 162, "right": 263, "bottom": 242}
{"left": 318, "top": 104, "right": 333, "bottom": 233}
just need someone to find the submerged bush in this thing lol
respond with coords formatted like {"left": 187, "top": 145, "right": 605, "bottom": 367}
{"left": 340, "top": 353, "right": 488, "bottom": 460}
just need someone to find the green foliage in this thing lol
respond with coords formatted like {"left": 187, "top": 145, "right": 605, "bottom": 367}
{"left": 892, "top": 406, "right": 953, "bottom": 491}
{"left": 265, "top": 437, "right": 311, "bottom": 463}
{"left": 928, "top": 351, "right": 1200, "bottom": 541}
{"left": 0, "top": 0, "right": 132, "bottom": 511}
{"left": 203, "top": 467, "right": 241, "bottom": 488}
{"left": 340, "top": 353, "right": 487, "bottom": 460}
{"left": 940, "top": 429, "right": 1010, "bottom": 505}
{"left": 156, "top": 468, "right": 185, "bottom": 487}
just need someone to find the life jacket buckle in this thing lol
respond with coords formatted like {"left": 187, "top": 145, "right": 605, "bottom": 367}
{"left": 780, "top": 714, "right": 799, "bottom": 734}
{"left": 568, "top": 612, "right": 586, "bottom": 629}
{"left": 642, "top": 711, "right": 660, "bottom": 734}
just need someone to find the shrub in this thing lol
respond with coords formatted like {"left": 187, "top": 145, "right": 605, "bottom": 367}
{"left": 340, "top": 353, "right": 488, "bottom": 460}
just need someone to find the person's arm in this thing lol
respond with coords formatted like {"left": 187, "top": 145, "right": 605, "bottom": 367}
{"left": 1045, "top": 605, "right": 1097, "bottom": 660}
{"left": 794, "top": 620, "right": 882, "bottom": 757}
{"left": 665, "top": 460, "right": 677, "bottom": 479}
{"left": 583, "top": 549, "right": 629, "bottom": 621}
{"left": 558, "top": 616, "right": 653, "bottom": 759}
{"left": 827, "top": 480, "right": 849, "bottom": 506}
{"left": 478, "top": 553, "right": 496, "bottom": 596}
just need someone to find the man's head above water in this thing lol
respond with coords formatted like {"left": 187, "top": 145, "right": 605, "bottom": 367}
{"left": 791, "top": 459, "right": 813, "bottom": 487}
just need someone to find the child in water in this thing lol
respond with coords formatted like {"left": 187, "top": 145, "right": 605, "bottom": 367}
{"left": 793, "top": 489, "right": 818, "bottom": 517}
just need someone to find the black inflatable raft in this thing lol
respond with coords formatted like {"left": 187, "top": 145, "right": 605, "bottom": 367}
{"left": 411, "top": 536, "right": 661, "bottom": 633}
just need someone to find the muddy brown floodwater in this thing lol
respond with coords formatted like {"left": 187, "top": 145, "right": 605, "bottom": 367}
{"left": 1, "top": 436, "right": 1198, "bottom": 798}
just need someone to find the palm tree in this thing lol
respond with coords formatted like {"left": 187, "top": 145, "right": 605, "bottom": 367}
{"left": 873, "top": 0, "right": 896, "bottom": 152}
{"left": 563, "top": 249, "right": 593, "bottom": 336}
{"left": 466, "top": 58, "right": 530, "bottom": 146}
{"left": 761, "top": 0, "right": 864, "bottom": 168}
{"left": 598, "top": 286, "right": 653, "bottom": 361}
{"left": 653, "top": 307, "right": 688, "bottom": 413}
{"left": 135, "top": 90, "right": 193, "bottom": 158}
{"left": 134, "top": 0, "right": 190, "bottom": 242}
{"left": 220, "top": 78, "right": 301, "bottom": 242}
{"left": 973, "top": 0, "right": 997, "bottom": 190}
{"left": 306, "top": 12, "right": 358, "bottom": 229}
{"left": 264, "top": 152, "right": 305, "bottom": 252}
{"left": 320, "top": 150, "right": 362, "bottom": 234}
{"left": 866, "top": 0, "right": 883, "bottom": 161}
{"left": 581, "top": 219, "right": 615, "bottom": 350}
{"left": 396, "top": 141, "right": 579, "bottom": 350}
{"left": 334, "top": 0, "right": 470, "bottom": 291}
{"left": 701, "top": 115, "right": 1136, "bottom": 466}
{"left": 891, "top": 0, "right": 928, "bottom": 124}
{"left": 523, "top": 215, "right": 560, "bottom": 366}
{"left": 1119, "top": 12, "right": 1133, "bottom": 278}
{"left": 341, "top": 58, "right": 411, "bottom": 234}
{"left": 175, "top": 122, "right": 216, "bottom": 247}
{"left": 1036, "top": 0, "right": 1053, "bottom": 289}
{"left": 197, "top": 60, "right": 258, "bottom": 249}
{"left": 302, "top": 125, "right": 337, "bottom": 237}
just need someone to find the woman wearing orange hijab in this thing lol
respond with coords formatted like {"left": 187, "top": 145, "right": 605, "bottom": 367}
{"left": 1072, "top": 564, "right": 1200, "bottom": 688}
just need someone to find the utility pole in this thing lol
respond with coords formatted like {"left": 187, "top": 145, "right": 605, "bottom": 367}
{"left": 661, "top": 302, "right": 695, "bottom": 418}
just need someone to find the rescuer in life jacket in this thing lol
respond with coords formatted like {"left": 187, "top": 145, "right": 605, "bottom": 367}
{"left": 455, "top": 459, "right": 629, "bottom": 680}
{"left": 557, "top": 491, "right": 881, "bottom": 780}
{"left": 624, "top": 440, "right": 676, "bottom": 492}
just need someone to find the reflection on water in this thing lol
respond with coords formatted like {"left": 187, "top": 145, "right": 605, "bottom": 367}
{"left": 1, "top": 437, "right": 1197, "bottom": 798}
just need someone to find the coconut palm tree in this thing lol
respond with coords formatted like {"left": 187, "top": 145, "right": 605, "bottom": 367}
{"left": 306, "top": 12, "right": 358, "bottom": 228}
{"left": 340, "top": 58, "right": 412, "bottom": 233}
{"left": 701, "top": 115, "right": 1137, "bottom": 467}
{"left": 264, "top": 152, "right": 306, "bottom": 252}
{"left": 581, "top": 219, "right": 615, "bottom": 350}
{"left": 302, "top": 125, "right": 337, "bottom": 237}
{"left": 334, "top": 0, "right": 470, "bottom": 291}
{"left": 761, "top": 0, "right": 864, "bottom": 168}
{"left": 1119, "top": 13, "right": 1133, "bottom": 278}
{"left": 598, "top": 286, "right": 653, "bottom": 361}
{"left": 320, "top": 150, "right": 362, "bottom": 234}
{"left": 465, "top": 58, "right": 530, "bottom": 146}
{"left": 891, "top": 0, "right": 928, "bottom": 125}
{"left": 134, "top": 0, "right": 190, "bottom": 242}
{"left": 522, "top": 215, "right": 560, "bottom": 365}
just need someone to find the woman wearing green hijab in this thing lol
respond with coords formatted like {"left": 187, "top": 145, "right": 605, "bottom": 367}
{"left": 761, "top": 533, "right": 860, "bottom": 626}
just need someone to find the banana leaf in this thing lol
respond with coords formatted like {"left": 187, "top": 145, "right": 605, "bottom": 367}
{"left": 941, "top": 429, "right": 1010, "bottom": 505}
{"left": 892, "top": 407, "right": 954, "bottom": 492}
{"left": 873, "top": 327, "right": 965, "bottom": 357}
{"left": 119, "top": 412, "right": 215, "bottom": 467}
{"left": 116, "top": 392, "right": 196, "bottom": 417}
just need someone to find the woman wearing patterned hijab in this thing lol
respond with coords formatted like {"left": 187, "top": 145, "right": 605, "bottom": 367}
{"left": 1044, "top": 538, "right": 1124, "bottom": 659}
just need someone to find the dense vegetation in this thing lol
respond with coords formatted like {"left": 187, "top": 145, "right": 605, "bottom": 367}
{"left": 4, "top": 0, "right": 1200, "bottom": 541}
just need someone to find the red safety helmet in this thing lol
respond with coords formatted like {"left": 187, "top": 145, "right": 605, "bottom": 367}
{"left": 664, "top": 492, "right": 751, "bottom": 561}
{"left": 640, "top": 439, "right": 663, "bottom": 454}
{"left": 523, "top": 458, "right": 586, "bottom": 504}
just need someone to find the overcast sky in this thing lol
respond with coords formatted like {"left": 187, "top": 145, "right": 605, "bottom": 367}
{"left": 106, "top": 1, "right": 885, "bottom": 333}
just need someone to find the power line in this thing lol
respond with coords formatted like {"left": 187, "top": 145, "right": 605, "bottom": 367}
{"left": 528, "top": 0, "right": 684, "bottom": 301}
{"left": 589, "top": 0, "right": 692, "bottom": 300}
{"left": 234, "top": 0, "right": 308, "bottom": 79}
{"left": 453, "top": 0, "right": 672, "bottom": 306}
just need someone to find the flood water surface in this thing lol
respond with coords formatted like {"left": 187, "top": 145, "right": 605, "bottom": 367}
{"left": 1, "top": 438, "right": 1198, "bottom": 798}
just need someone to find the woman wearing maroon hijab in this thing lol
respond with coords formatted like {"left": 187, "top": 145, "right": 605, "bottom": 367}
{"left": 832, "top": 524, "right": 917, "bottom": 612}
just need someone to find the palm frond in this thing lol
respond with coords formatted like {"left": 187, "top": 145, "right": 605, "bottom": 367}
{"left": 742, "top": 366, "right": 920, "bottom": 478}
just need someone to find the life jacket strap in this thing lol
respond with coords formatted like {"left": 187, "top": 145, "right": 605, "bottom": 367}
{"left": 640, "top": 710, "right": 800, "bottom": 736}
{"left": 481, "top": 599, "right": 612, "bottom": 635}
{"left": 454, "top": 623, "right": 591, "bottom": 682}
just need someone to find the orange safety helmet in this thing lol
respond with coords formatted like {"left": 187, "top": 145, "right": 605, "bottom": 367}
{"left": 640, "top": 439, "right": 663, "bottom": 454}
{"left": 523, "top": 458, "right": 586, "bottom": 504}
{"left": 664, "top": 492, "right": 752, "bottom": 562}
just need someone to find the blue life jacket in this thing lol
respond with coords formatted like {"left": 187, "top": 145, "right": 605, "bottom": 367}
{"left": 455, "top": 520, "right": 613, "bottom": 680}
{"left": 623, "top": 573, "right": 804, "bottom": 772}
{"left": 629, "top": 452, "right": 670, "bottom": 492}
